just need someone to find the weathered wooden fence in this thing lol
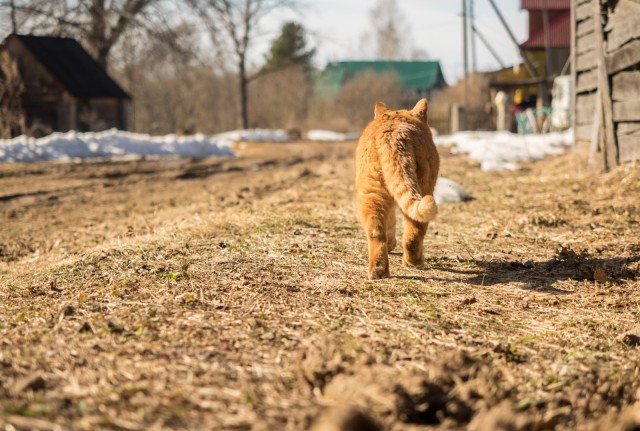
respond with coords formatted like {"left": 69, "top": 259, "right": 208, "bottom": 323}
{"left": 428, "top": 107, "right": 451, "bottom": 135}
{"left": 429, "top": 105, "right": 493, "bottom": 135}
{"left": 572, "top": 0, "right": 640, "bottom": 169}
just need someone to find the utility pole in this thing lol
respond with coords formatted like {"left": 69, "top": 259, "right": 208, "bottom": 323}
{"left": 542, "top": 0, "right": 552, "bottom": 77}
{"left": 462, "top": 0, "right": 469, "bottom": 104}
{"left": 540, "top": 0, "right": 552, "bottom": 110}
{"left": 487, "top": 0, "right": 538, "bottom": 78}
{"left": 10, "top": 0, "right": 17, "bottom": 34}
{"left": 470, "top": 0, "right": 477, "bottom": 72}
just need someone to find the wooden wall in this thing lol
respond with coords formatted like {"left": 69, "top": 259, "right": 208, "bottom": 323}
{"left": 572, "top": 0, "right": 640, "bottom": 168}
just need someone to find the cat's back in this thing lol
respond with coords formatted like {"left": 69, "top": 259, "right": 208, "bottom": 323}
{"left": 356, "top": 116, "right": 386, "bottom": 153}
{"left": 355, "top": 116, "right": 386, "bottom": 173}
{"left": 356, "top": 101, "right": 438, "bottom": 177}
{"left": 358, "top": 110, "right": 431, "bottom": 154}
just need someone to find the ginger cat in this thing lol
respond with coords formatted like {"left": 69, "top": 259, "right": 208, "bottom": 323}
{"left": 355, "top": 99, "right": 440, "bottom": 279}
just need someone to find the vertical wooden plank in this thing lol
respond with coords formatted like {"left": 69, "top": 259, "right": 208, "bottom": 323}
{"left": 593, "top": 0, "right": 618, "bottom": 170}
{"left": 589, "top": 86, "right": 602, "bottom": 161}
{"left": 571, "top": 0, "right": 577, "bottom": 146}
{"left": 589, "top": 88, "right": 607, "bottom": 171}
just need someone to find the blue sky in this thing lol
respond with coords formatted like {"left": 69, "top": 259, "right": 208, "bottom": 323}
{"left": 267, "top": 0, "right": 528, "bottom": 84}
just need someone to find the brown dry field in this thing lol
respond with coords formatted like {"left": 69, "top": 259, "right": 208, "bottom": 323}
{"left": 0, "top": 140, "right": 639, "bottom": 431}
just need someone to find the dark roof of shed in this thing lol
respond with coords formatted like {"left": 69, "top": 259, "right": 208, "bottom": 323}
{"left": 12, "top": 34, "right": 130, "bottom": 99}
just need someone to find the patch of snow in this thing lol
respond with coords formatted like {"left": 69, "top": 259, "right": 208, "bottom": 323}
{"left": 480, "top": 161, "right": 520, "bottom": 172}
{"left": 307, "top": 130, "right": 360, "bottom": 141}
{"left": 434, "top": 177, "right": 472, "bottom": 204}
{"left": 434, "top": 129, "right": 574, "bottom": 171}
{"left": 215, "top": 128, "right": 291, "bottom": 142}
{"left": 0, "top": 128, "right": 297, "bottom": 163}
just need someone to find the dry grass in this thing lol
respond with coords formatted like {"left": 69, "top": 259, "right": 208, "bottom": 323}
{"left": 0, "top": 140, "right": 639, "bottom": 431}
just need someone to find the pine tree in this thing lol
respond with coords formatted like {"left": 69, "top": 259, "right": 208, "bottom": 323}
{"left": 263, "top": 21, "right": 314, "bottom": 72}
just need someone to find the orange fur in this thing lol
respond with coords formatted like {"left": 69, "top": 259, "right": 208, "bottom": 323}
{"left": 355, "top": 99, "right": 440, "bottom": 279}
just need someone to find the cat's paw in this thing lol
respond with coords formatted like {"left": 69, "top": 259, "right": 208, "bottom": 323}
{"left": 369, "top": 266, "right": 390, "bottom": 280}
{"left": 386, "top": 237, "right": 397, "bottom": 252}
{"left": 402, "top": 255, "right": 425, "bottom": 268}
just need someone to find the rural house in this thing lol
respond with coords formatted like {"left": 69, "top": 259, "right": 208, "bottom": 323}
{"left": 316, "top": 60, "right": 448, "bottom": 105}
{"left": 571, "top": 0, "right": 640, "bottom": 168}
{"left": 0, "top": 34, "right": 130, "bottom": 137}
{"left": 521, "top": 0, "right": 571, "bottom": 77}
{"left": 489, "top": 0, "right": 571, "bottom": 130}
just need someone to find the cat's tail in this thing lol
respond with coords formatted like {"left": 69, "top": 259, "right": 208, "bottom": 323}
{"left": 378, "top": 135, "right": 437, "bottom": 224}
{"left": 399, "top": 194, "right": 437, "bottom": 223}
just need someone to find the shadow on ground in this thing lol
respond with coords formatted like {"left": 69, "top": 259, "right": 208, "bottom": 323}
{"left": 401, "top": 247, "right": 640, "bottom": 294}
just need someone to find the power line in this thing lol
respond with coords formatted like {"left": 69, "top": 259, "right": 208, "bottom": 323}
{"left": 486, "top": 0, "right": 538, "bottom": 78}
{"left": 471, "top": 22, "right": 505, "bottom": 68}
{"left": 462, "top": 0, "right": 468, "bottom": 78}
{"left": 462, "top": 0, "right": 468, "bottom": 103}
{"left": 10, "top": 0, "right": 17, "bottom": 33}
{"left": 470, "top": 0, "right": 476, "bottom": 71}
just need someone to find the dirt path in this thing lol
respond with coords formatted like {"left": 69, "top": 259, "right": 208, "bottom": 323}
{"left": 1, "top": 141, "right": 639, "bottom": 430}
{"left": 0, "top": 142, "right": 351, "bottom": 274}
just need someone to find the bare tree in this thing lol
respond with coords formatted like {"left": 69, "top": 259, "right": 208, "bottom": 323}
{"left": 1, "top": 0, "right": 158, "bottom": 68}
{"left": 114, "top": 21, "right": 240, "bottom": 135}
{"left": 358, "top": 0, "right": 427, "bottom": 61}
{"left": 249, "top": 66, "right": 310, "bottom": 129}
{"left": 370, "top": 0, "right": 404, "bottom": 60}
{"left": 188, "top": 0, "right": 297, "bottom": 129}
{"left": 86, "top": 0, "right": 155, "bottom": 68}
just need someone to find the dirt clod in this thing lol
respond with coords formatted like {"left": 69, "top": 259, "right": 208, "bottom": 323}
{"left": 310, "top": 407, "right": 381, "bottom": 431}
{"left": 619, "top": 326, "right": 640, "bottom": 347}
{"left": 12, "top": 372, "right": 46, "bottom": 394}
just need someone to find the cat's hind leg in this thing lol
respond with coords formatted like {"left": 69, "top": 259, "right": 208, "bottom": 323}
{"left": 402, "top": 215, "right": 428, "bottom": 267}
{"left": 385, "top": 206, "right": 397, "bottom": 252}
{"left": 358, "top": 194, "right": 392, "bottom": 279}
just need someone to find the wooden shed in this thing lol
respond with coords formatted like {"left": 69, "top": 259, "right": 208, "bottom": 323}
{"left": 572, "top": 0, "right": 640, "bottom": 169}
{"left": 1, "top": 34, "right": 130, "bottom": 137}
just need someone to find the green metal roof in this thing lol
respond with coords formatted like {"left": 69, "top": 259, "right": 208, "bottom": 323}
{"left": 316, "top": 60, "right": 447, "bottom": 96}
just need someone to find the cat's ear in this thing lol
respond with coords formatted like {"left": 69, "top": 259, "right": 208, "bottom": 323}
{"left": 411, "top": 98, "right": 428, "bottom": 122}
{"left": 374, "top": 102, "right": 387, "bottom": 119}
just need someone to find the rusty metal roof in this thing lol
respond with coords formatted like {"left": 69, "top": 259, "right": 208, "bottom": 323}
{"left": 521, "top": 0, "right": 570, "bottom": 10}
{"left": 520, "top": 10, "right": 571, "bottom": 49}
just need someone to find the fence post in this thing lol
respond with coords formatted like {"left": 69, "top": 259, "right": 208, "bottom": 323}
{"left": 450, "top": 104, "right": 465, "bottom": 132}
